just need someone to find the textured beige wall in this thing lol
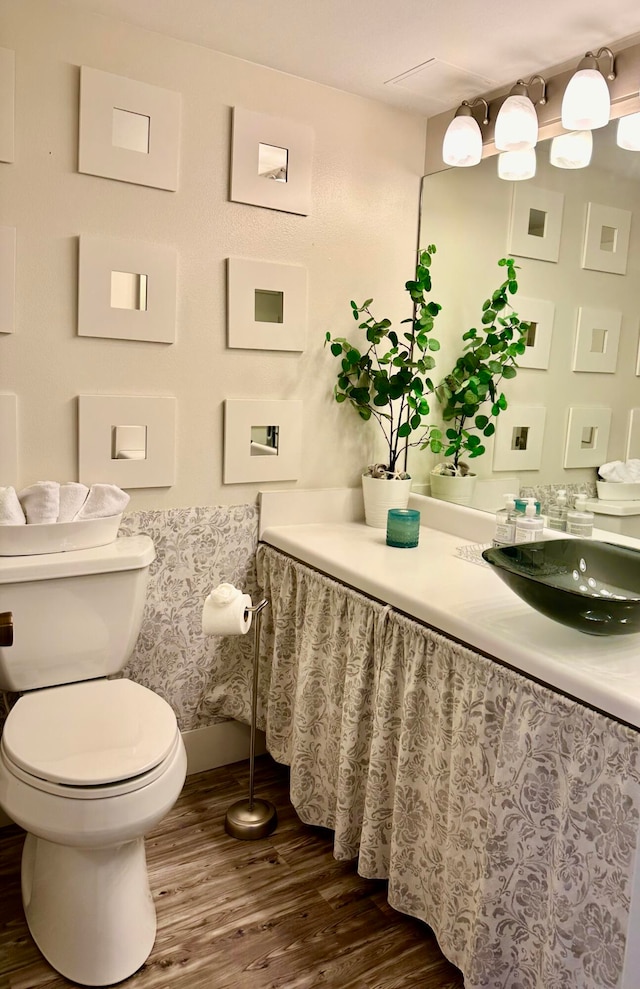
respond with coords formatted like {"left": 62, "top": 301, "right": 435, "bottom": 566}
{"left": 0, "top": 0, "right": 427, "bottom": 508}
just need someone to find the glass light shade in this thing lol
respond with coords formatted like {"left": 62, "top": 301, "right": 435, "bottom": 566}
{"left": 617, "top": 112, "right": 640, "bottom": 151}
{"left": 549, "top": 130, "right": 593, "bottom": 169}
{"left": 561, "top": 69, "right": 611, "bottom": 130}
{"left": 442, "top": 114, "right": 482, "bottom": 167}
{"left": 497, "top": 148, "right": 536, "bottom": 181}
{"left": 494, "top": 94, "right": 538, "bottom": 151}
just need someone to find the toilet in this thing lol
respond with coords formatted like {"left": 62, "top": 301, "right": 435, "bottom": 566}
{"left": 0, "top": 534, "right": 187, "bottom": 987}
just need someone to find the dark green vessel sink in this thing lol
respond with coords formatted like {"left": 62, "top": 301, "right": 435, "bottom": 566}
{"left": 481, "top": 539, "right": 640, "bottom": 636}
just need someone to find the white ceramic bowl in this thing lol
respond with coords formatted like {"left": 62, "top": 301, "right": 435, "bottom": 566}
{"left": 0, "top": 515, "right": 123, "bottom": 556}
{"left": 596, "top": 481, "right": 640, "bottom": 502}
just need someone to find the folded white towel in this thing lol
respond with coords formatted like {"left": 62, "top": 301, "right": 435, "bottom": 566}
{"left": 599, "top": 459, "right": 640, "bottom": 482}
{"left": 57, "top": 482, "right": 89, "bottom": 523}
{"left": 0, "top": 486, "right": 26, "bottom": 525}
{"left": 74, "top": 483, "right": 129, "bottom": 520}
{"left": 18, "top": 481, "right": 60, "bottom": 524}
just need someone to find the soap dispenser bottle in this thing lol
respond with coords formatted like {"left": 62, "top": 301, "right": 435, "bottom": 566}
{"left": 515, "top": 498, "right": 545, "bottom": 543}
{"left": 566, "top": 495, "right": 594, "bottom": 538}
{"left": 548, "top": 489, "right": 568, "bottom": 532}
{"left": 493, "top": 494, "right": 517, "bottom": 547}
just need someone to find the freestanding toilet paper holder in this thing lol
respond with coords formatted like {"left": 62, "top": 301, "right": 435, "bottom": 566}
{"left": 224, "top": 597, "right": 278, "bottom": 840}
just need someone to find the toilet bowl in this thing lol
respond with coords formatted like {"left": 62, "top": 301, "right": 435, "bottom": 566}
{"left": 0, "top": 535, "right": 187, "bottom": 985}
{"left": 0, "top": 678, "right": 187, "bottom": 986}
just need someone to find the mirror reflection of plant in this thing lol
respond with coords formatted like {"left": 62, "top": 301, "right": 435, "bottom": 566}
{"left": 433, "top": 257, "right": 529, "bottom": 475}
{"left": 325, "top": 245, "right": 444, "bottom": 476}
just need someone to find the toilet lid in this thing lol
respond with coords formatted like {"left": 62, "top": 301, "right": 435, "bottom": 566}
{"left": 3, "top": 679, "right": 178, "bottom": 786}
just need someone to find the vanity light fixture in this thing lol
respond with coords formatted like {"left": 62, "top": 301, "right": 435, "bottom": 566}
{"left": 561, "top": 48, "right": 616, "bottom": 131}
{"left": 549, "top": 130, "right": 593, "bottom": 169}
{"left": 617, "top": 111, "right": 640, "bottom": 151}
{"left": 497, "top": 148, "right": 536, "bottom": 181}
{"left": 442, "top": 98, "right": 489, "bottom": 167}
{"left": 494, "top": 76, "right": 547, "bottom": 152}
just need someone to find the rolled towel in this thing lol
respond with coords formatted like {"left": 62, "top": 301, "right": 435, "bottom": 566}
{"left": 18, "top": 481, "right": 60, "bottom": 524}
{"left": 57, "top": 482, "right": 89, "bottom": 523}
{"left": 0, "top": 486, "right": 26, "bottom": 524}
{"left": 74, "top": 483, "right": 129, "bottom": 520}
{"left": 599, "top": 459, "right": 640, "bottom": 482}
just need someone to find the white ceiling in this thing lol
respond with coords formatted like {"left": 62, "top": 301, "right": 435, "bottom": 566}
{"left": 64, "top": 0, "right": 640, "bottom": 116}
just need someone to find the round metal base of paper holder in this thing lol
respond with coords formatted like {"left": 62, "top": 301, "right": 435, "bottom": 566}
{"left": 224, "top": 798, "right": 278, "bottom": 840}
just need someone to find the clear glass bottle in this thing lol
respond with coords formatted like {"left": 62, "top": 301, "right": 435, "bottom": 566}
{"left": 493, "top": 494, "right": 517, "bottom": 547}
{"left": 515, "top": 498, "right": 545, "bottom": 543}
{"left": 548, "top": 489, "right": 568, "bottom": 532}
{"left": 566, "top": 495, "right": 594, "bottom": 537}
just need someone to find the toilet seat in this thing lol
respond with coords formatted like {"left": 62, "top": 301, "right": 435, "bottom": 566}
{"left": 2, "top": 679, "right": 179, "bottom": 797}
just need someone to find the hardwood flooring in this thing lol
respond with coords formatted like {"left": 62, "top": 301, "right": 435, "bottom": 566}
{"left": 0, "top": 756, "right": 465, "bottom": 989}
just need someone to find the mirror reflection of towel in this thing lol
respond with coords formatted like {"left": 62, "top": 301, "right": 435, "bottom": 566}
{"left": 250, "top": 441, "right": 278, "bottom": 457}
{"left": 599, "top": 459, "right": 640, "bottom": 482}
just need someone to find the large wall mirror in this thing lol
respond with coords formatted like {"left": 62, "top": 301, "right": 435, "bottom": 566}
{"left": 419, "top": 97, "right": 640, "bottom": 509}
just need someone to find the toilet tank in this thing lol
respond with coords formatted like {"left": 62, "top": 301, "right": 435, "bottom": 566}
{"left": 0, "top": 535, "right": 155, "bottom": 692}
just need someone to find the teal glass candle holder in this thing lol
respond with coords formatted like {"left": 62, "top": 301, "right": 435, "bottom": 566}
{"left": 386, "top": 508, "right": 420, "bottom": 548}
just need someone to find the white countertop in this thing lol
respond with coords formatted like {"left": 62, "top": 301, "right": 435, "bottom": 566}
{"left": 260, "top": 490, "right": 640, "bottom": 729}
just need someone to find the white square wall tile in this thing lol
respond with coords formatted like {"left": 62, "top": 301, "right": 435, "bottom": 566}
{"left": 514, "top": 297, "right": 555, "bottom": 370}
{"left": 227, "top": 258, "right": 307, "bottom": 351}
{"left": 508, "top": 186, "right": 564, "bottom": 263}
{"left": 563, "top": 407, "right": 611, "bottom": 468}
{"left": 224, "top": 399, "right": 303, "bottom": 483}
{"left": 230, "top": 107, "right": 313, "bottom": 215}
{"left": 0, "top": 48, "right": 15, "bottom": 163}
{"left": 78, "top": 235, "right": 177, "bottom": 343}
{"left": 492, "top": 406, "right": 547, "bottom": 471}
{"left": 0, "top": 393, "right": 18, "bottom": 485}
{"left": 582, "top": 202, "right": 631, "bottom": 275}
{"left": 78, "top": 395, "right": 176, "bottom": 488}
{"left": 79, "top": 66, "right": 181, "bottom": 191}
{"left": 0, "top": 226, "right": 16, "bottom": 334}
{"left": 572, "top": 307, "right": 621, "bottom": 373}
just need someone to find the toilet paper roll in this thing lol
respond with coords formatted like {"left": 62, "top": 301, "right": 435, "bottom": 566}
{"left": 202, "top": 583, "right": 253, "bottom": 636}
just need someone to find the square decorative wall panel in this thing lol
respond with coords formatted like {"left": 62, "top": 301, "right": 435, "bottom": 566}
{"left": 78, "top": 235, "right": 177, "bottom": 343}
{"left": 0, "top": 225, "right": 16, "bottom": 334}
{"left": 513, "top": 297, "right": 555, "bottom": 370}
{"left": 230, "top": 107, "right": 313, "bottom": 215}
{"left": 0, "top": 393, "right": 18, "bottom": 485}
{"left": 626, "top": 408, "right": 640, "bottom": 460}
{"left": 227, "top": 258, "right": 307, "bottom": 351}
{"left": 224, "top": 399, "right": 303, "bottom": 483}
{"left": 572, "top": 306, "right": 621, "bottom": 373}
{"left": 78, "top": 67, "right": 181, "bottom": 191}
{"left": 0, "top": 48, "right": 15, "bottom": 163}
{"left": 508, "top": 186, "right": 564, "bottom": 262}
{"left": 78, "top": 395, "right": 176, "bottom": 487}
{"left": 492, "top": 406, "right": 546, "bottom": 471}
{"left": 582, "top": 202, "right": 631, "bottom": 275}
{"left": 563, "top": 407, "right": 611, "bottom": 468}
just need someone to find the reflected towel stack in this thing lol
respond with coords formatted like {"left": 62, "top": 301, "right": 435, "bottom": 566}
{"left": 598, "top": 459, "right": 640, "bottom": 482}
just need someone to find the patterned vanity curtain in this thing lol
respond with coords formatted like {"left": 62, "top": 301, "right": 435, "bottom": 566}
{"left": 256, "top": 545, "right": 640, "bottom": 989}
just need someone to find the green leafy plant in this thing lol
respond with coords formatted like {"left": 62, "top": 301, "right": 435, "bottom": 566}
{"left": 325, "top": 246, "right": 444, "bottom": 476}
{"left": 432, "top": 257, "right": 529, "bottom": 476}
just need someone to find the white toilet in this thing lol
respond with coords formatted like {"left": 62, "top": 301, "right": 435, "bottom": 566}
{"left": 0, "top": 534, "right": 187, "bottom": 986}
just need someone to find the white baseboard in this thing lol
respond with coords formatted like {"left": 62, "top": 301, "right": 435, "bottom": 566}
{"left": 182, "top": 720, "right": 266, "bottom": 775}
{"left": 0, "top": 720, "right": 265, "bottom": 829}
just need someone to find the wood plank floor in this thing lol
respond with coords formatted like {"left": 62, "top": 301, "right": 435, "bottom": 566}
{"left": 0, "top": 755, "right": 465, "bottom": 989}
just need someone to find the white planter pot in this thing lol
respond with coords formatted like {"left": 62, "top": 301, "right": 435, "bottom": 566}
{"left": 429, "top": 469, "right": 477, "bottom": 507}
{"left": 361, "top": 474, "right": 412, "bottom": 528}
